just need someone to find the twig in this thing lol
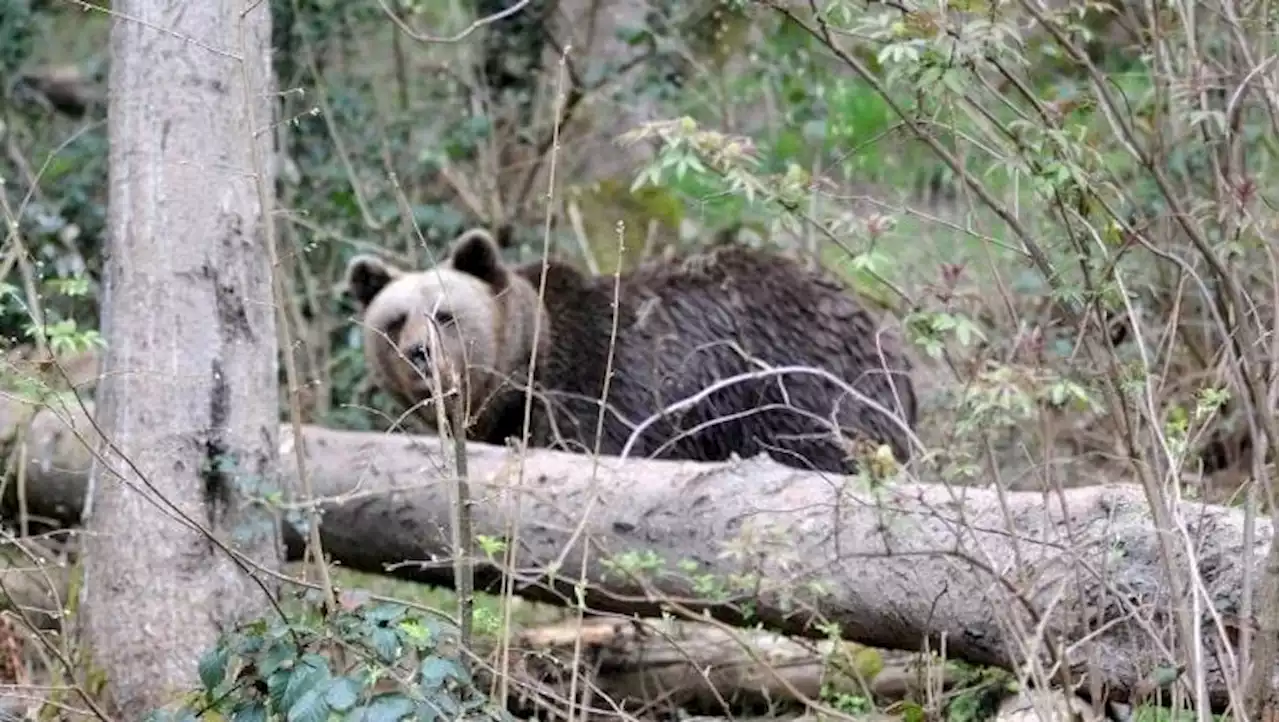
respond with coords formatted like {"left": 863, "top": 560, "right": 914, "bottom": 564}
{"left": 376, "top": 0, "right": 533, "bottom": 44}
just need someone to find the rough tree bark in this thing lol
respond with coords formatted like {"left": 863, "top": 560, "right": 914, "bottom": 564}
{"left": 82, "top": 1, "right": 280, "bottom": 716}
{"left": 3, "top": 397, "right": 1273, "bottom": 713}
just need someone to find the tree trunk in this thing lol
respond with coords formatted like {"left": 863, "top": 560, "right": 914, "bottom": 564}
{"left": 1247, "top": 536, "right": 1280, "bottom": 722}
{"left": 82, "top": 1, "right": 280, "bottom": 717}
{"left": 4, "top": 396, "right": 1272, "bottom": 714}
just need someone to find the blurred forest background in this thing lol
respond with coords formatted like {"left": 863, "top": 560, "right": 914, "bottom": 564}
{"left": 0, "top": 0, "right": 1275, "bottom": 719}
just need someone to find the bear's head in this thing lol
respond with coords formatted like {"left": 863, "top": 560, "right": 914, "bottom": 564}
{"left": 342, "top": 229, "right": 545, "bottom": 428}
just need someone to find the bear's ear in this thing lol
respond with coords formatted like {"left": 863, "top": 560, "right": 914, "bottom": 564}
{"left": 343, "top": 254, "right": 402, "bottom": 309}
{"left": 493, "top": 222, "right": 516, "bottom": 249}
{"left": 449, "top": 229, "right": 509, "bottom": 289}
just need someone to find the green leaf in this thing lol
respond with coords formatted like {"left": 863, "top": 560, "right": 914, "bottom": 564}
{"left": 280, "top": 657, "right": 330, "bottom": 713}
{"left": 364, "top": 603, "right": 407, "bottom": 624}
{"left": 433, "top": 693, "right": 460, "bottom": 717}
{"left": 348, "top": 693, "right": 415, "bottom": 722}
{"left": 230, "top": 701, "right": 268, "bottom": 722}
{"left": 197, "top": 645, "right": 229, "bottom": 692}
{"left": 370, "top": 627, "right": 401, "bottom": 663}
{"left": 141, "top": 710, "right": 199, "bottom": 722}
{"left": 261, "top": 639, "right": 299, "bottom": 677}
{"left": 1151, "top": 664, "right": 1182, "bottom": 687}
{"left": 418, "top": 657, "right": 462, "bottom": 692}
{"left": 1049, "top": 382, "right": 1068, "bottom": 407}
{"left": 287, "top": 684, "right": 332, "bottom": 722}
{"left": 267, "top": 668, "right": 294, "bottom": 711}
{"left": 325, "top": 676, "right": 364, "bottom": 712}
{"left": 397, "top": 619, "right": 432, "bottom": 648}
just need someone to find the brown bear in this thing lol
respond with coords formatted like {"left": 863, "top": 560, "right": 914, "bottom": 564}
{"left": 342, "top": 228, "right": 918, "bottom": 474}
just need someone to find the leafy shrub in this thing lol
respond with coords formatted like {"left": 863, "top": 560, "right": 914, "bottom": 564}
{"left": 146, "top": 590, "right": 512, "bottom": 722}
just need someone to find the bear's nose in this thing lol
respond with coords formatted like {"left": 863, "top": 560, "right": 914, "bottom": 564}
{"left": 406, "top": 343, "right": 429, "bottom": 367}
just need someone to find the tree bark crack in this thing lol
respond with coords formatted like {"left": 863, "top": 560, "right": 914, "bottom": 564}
{"left": 201, "top": 359, "right": 233, "bottom": 530}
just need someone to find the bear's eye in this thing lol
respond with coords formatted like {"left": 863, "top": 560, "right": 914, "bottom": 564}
{"left": 434, "top": 310, "right": 455, "bottom": 326}
{"left": 384, "top": 314, "right": 407, "bottom": 340}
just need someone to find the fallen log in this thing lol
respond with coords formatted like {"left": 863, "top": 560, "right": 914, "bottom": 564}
{"left": 0, "top": 393, "right": 1273, "bottom": 712}
{"left": 507, "top": 616, "right": 961, "bottom": 716}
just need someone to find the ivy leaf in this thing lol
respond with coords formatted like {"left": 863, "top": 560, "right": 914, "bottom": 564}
{"left": 370, "top": 627, "right": 401, "bottom": 663}
{"left": 198, "top": 645, "right": 229, "bottom": 692}
{"left": 287, "top": 684, "right": 332, "bottom": 722}
{"left": 347, "top": 693, "right": 415, "bottom": 722}
{"left": 415, "top": 706, "right": 439, "bottom": 722}
{"left": 261, "top": 639, "right": 298, "bottom": 677}
{"left": 229, "top": 701, "right": 267, "bottom": 722}
{"left": 280, "top": 656, "right": 330, "bottom": 713}
{"left": 418, "top": 657, "right": 463, "bottom": 692}
{"left": 267, "top": 668, "right": 294, "bottom": 711}
{"left": 141, "top": 710, "right": 199, "bottom": 722}
{"left": 434, "top": 692, "right": 460, "bottom": 717}
{"left": 364, "top": 603, "right": 408, "bottom": 624}
{"left": 325, "top": 676, "right": 364, "bottom": 712}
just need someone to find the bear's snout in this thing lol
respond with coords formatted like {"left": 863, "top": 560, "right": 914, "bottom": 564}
{"left": 405, "top": 342, "right": 430, "bottom": 368}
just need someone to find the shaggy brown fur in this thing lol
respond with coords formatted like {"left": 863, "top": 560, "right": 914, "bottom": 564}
{"left": 347, "top": 231, "right": 919, "bottom": 474}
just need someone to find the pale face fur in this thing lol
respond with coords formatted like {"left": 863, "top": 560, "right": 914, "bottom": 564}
{"left": 343, "top": 230, "right": 544, "bottom": 429}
